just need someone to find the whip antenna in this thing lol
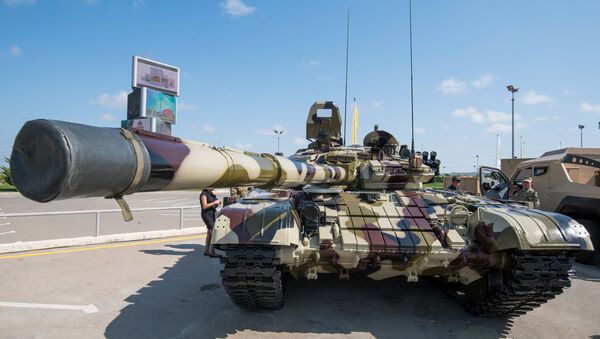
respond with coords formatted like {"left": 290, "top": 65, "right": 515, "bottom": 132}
{"left": 343, "top": 10, "right": 350, "bottom": 146}
{"left": 409, "top": 0, "right": 415, "bottom": 161}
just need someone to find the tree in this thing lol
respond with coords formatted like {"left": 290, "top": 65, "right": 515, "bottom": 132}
{"left": 1, "top": 156, "right": 12, "bottom": 186}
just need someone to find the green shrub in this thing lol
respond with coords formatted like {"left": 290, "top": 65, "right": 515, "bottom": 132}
{"left": 1, "top": 156, "right": 12, "bottom": 186}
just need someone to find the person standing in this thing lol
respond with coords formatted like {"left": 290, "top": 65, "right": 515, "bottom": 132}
{"left": 200, "top": 188, "right": 220, "bottom": 257}
{"left": 513, "top": 177, "right": 540, "bottom": 208}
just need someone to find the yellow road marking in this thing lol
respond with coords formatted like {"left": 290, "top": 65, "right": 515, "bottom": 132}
{"left": 0, "top": 235, "right": 207, "bottom": 260}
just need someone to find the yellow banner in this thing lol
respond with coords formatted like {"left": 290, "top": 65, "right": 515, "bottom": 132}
{"left": 351, "top": 100, "right": 359, "bottom": 145}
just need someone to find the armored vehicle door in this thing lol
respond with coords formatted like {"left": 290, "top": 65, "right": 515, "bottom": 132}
{"left": 479, "top": 166, "right": 509, "bottom": 200}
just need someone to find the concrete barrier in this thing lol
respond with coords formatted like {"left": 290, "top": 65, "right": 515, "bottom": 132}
{"left": 0, "top": 227, "right": 207, "bottom": 254}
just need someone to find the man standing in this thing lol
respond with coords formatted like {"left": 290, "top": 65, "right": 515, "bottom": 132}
{"left": 447, "top": 177, "right": 461, "bottom": 190}
{"left": 513, "top": 177, "right": 540, "bottom": 208}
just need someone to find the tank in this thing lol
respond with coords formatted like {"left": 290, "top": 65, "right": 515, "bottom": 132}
{"left": 10, "top": 101, "right": 594, "bottom": 316}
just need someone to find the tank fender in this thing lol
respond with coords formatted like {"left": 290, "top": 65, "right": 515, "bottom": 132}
{"left": 212, "top": 200, "right": 301, "bottom": 246}
{"left": 468, "top": 207, "right": 593, "bottom": 252}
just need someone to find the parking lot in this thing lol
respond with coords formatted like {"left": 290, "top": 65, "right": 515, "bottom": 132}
{"left": 1, "top": 236, "right": 599, "bottom": 339}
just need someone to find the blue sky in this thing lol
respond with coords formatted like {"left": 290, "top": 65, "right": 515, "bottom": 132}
{"left": 1, "top": 0, "right": 599, "bottom": 172}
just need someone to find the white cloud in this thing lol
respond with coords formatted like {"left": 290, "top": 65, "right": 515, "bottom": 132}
{"left": 90, "top": 90, "right": 128, "bottom": 110}
{"left": 414, "top": 127, "right": 425, "bottom": 134}
{"left": 3, "top": 0, "right": 35, "bottom": 6}
{"left": 201, "top": 124, "right": 215, "bottom": 133}
{"left": 9, "top": 46, "right": 22, "bottom": 56}
{"left": 178, "top": 102, "right": 196, "bottom": 111}
{"left": 221, "top": 0, "right": 255, "bottom": 17}
{"left": 100, "top": 113, "right": 115, "bottom": 121}
{"left": 235, "top": 142, "right": 253, "bottom": 150}
{"left": 298, "top": 60, "right": 320, "bottom": 68}
{"left": 470, "top": 73, "right": 494, "bottom": 88}
{"left": 453, "top": 108, "right": 527, "bottom": 134}
{"left": 486, "top": 122, "right": 527, "bottom": 133}
{"left": 452, "top": 107, "right": 485, "bottom": 123}
{"left": 562, "top": 89, "right": 576, "bottom": 96}
{"left": 486, "top": 111, "right": 522, "bottom": 123}
{"left": 580, "top": 102, "right": 600, "bottom": 113}
{"left": 438, "top": 73, "right": 494, "bottom": 95}
{"left": 522, "top": 91, "right": 554, "bottom": 105}
{"left": 293, "top": 137, "right": 307, "bottom": 145}
{"left": 437, "top": 78, "right": 468, "bottom": 95}
{"left": 534, "top": 115, "right": 559, "bottom": 122}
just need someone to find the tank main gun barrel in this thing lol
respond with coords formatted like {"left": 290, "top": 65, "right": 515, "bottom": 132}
{"left": 10, "top": 120, "right": 351, "bottom": 203}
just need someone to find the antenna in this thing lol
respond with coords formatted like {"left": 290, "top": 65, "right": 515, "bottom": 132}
{"left": 409, "top": 0, "right": 415, "bottom": 162}
{"left": 343, "top": 10, "right": 350, "bottom": 146}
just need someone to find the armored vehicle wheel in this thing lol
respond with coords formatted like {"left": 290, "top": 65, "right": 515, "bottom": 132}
{"left": 462, "top": 252, "right": 573, "bottom": 316}
{"left": 220, "top": 246, "right": 285, "bottom": 310}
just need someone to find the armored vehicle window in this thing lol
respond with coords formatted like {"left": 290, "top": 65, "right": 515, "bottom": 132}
{"left": 514, "top": 168, "right": 532, "bottom": 182}
{"left": 533, "top": 167, "right": 548, "bottom": 176}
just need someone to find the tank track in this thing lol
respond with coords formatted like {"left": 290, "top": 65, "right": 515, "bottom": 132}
{"left": 220, "top": 246, "right": 284, "bottom": 310}
{"left": 453, "top": 251, "right": 574, "bottom": 317}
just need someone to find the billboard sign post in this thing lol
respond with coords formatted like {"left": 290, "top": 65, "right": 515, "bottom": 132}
{"left": 125, "top": 56, "right": 181, "bottom": 135}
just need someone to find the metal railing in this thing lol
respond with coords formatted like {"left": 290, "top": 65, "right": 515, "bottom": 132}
{"left": 0, "top": 206, "right": 201, "bottom": 237}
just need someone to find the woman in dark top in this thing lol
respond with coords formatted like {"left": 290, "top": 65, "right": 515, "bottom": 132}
{"left": 200, "top": 188, "right": 220, "bottom": 257}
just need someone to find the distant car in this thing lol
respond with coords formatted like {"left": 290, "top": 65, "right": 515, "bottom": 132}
{"left": 480, "top": 148, "right": 600, "bottom": 263}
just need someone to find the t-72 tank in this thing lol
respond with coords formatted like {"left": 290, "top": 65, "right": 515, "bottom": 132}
{"left": 10, "top": 101, "right": 594, "bottom": 316}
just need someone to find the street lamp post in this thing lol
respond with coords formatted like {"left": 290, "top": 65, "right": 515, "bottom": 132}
{"left": 476, "top": 154, "right": 479, "bottom": 172}
{"left": 274, "top": 129, "right": 284, "bottom": 154}
{"left": 507, "top": 85, "right": 519, "bottom": 159}
{"left": 578, "top": 124, "right": 584, "bottom": 148}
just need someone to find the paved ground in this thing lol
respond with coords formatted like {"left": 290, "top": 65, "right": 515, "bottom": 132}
{"left": 1, "top": 236, "right": 599, "bottom": 339}
{"left": 0, "top": 190, "right": 228, "bottom": 244}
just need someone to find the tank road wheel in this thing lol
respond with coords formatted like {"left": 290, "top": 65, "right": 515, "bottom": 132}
{"left": 220, "top": 246, "right": 285, "bottom": 310}
{"left": 575, "top": 219, "right": 600, "bottom": 265}
{"left": 462, "top": 252, "right": 573, "bottom": 317}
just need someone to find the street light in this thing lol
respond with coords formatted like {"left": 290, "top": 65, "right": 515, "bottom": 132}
{"left": 507, "top": 85, "right": 519, "bottom": 159}
{"left": 476, "top": 154, "right": 479, "bottom": 172}
{"left": 578, "top": 124, "right": 584, "bottom": 148}
{"left": 274, "top": 129, "right": 284, "bottom": 155}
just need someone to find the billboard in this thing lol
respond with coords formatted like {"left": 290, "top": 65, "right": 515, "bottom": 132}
{"left": 144, "top": 87, "right": 176, "bottom": 124}
{"left": 132, "top": 56, "right": 180, "bottom": 96}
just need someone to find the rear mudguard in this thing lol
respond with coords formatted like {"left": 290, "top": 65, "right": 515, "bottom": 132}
{"left": 469, "top": 206, "right": 594, "bottom": 252}
{"left": 212, "top": 199, "right": 301, "bottom": 247}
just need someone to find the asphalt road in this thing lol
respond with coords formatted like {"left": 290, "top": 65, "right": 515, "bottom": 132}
{"left": 0, "top": 190, "right": 228, "bottom": 244}
{"left": 1, "top": 236, "right": 599, "bottom": 339}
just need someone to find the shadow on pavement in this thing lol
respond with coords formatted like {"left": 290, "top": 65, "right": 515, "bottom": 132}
{"left": 572, "top": 263, "right": 600, "bottom": 283}
{"left": 105, "top": 244, "right": 514, "bottom": 339}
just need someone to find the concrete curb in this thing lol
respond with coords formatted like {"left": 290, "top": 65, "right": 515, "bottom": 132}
{"left": 0, "top": 227, "right": 207, "bottom": 254}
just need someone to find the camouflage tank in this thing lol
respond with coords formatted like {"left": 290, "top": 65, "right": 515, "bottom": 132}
{"left": 10, "top": 101, "right": 594, "bottom": 316}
